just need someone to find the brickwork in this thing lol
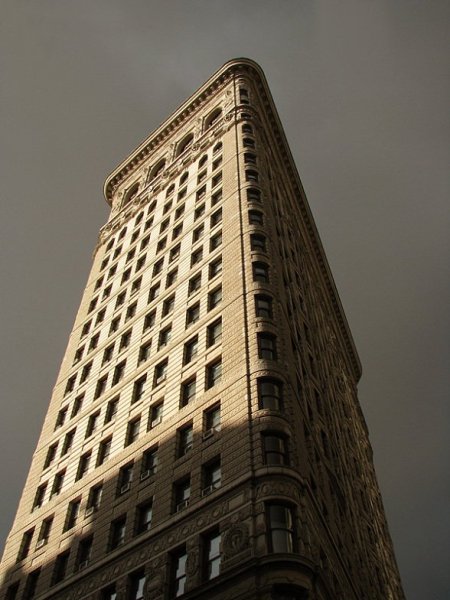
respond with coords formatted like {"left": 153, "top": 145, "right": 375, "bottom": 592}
{"left": 0, "top": 59, "right": 404, "bottom": 600}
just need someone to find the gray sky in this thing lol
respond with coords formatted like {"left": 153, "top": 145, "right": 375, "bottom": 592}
{"left": 1, "top": 1, "right": 449, "bottom": 597}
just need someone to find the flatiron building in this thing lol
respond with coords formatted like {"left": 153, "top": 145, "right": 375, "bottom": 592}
{"left": 0, "top": 59, "right": 404, "bottom": 600}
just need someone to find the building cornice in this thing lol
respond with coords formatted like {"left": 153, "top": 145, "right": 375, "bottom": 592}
{"left": 103, "top": 58, "right": 362, "bottom": 380}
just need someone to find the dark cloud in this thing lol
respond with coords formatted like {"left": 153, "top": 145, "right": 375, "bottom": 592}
{"left": 1, "top": 1, "right": 449, "bottom": 597}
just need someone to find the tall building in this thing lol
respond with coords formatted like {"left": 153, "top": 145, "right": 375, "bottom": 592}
{"left": 0, "top": 58, "right": 404, "bottom": 600}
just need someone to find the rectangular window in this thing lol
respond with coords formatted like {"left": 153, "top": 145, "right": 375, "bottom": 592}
{"left": 153, "top": 257, "right": 164, "bottom": 277}
{"left": 186, "top": 302, "right": 200, "bottom": 326}
{"left": 212, "top": 172, "right": 222, "bottom": 188}
{"left": 94, "top": 375, "right": 108, "bottom": 399}
{"left": 104, "top": 397, "right": 119, "bottom": 423}
{"left": 183, "top": 336, "right": 198, "bottom": 365}
{"left": 206, "top": 358, "right": 222, "bottom": 389}
{"left": 61, "top": 428, "right": 76, "bottom": 456}
{"left": 172, "top": 223, "right": 183, "bottom": 240}
{"left": 97, "top": 436, "right": 112, "bottom": 466}
{"left": 128, "top": 569, "right": 146, "bottom": 600}
{"left": 125, "top": 301, "right": 137, "bottom": 320}
{"left": 173, "top": 478, "right": 190, "bottom": 513}
{"left": 204, "top": 404, "right": 221, "bottom": 438}
{"left": 23, "top": 568, "right": 41, "bottom": 600}
{"left": 109, "top": 516, "right": 126, "bottom": 550}
{"left": 55, "top": 407, "right": 68, "bottom": 429}
{"left": 263, "top": 433, "right": 288, "bottom": 466}
{"left": 210, "top": 208, "right": 222, "bottom": 227}
{"left": 188, "top": 273, "right": 202, "bottom": 295}
{"left": 257, "top": 333, "right": 277, "bottom": 360}
{"left": 203, "top": 530, "right": 221, "bottom": 580}
{"left": 191, "top": 246, "right": 203, "bottom": 266}
{"left": 255, "top": 294, "right": 273, "bottom": 318}
{"left": 162, "top": 294, "right": 175, "bottom": 317}
{"left": 118, "top": 462, "right": 134, "bottom": 494}
{"left": 112, "top": 360, "right": 126, "bottom": 385}
{"left": 76, "top": 535, "right": 93, "bottom": 570}
{"left": 141, "top": 446, "right": 158, "bottom": 479}
{"left": 64, "top": 498, "right": 81, "bottom": 531}
{"left": 192, "top": 224, "right": 204, "bottom": 242}
{"left": 50, "top": 470, "right": 65, "bottom": 497}
{"left": 211, "top": 188, "right": 222, "bottom": 206}
{"left": 266, "top": 504, "right": 295, "bottom": 553}
{"left": 100, "top": 584, "right": 117, "bottom": 600}
{"left": 86, "top": 484, "right": 103, "bottom": 513}
{"left": 115, "top": 290, "right": 126, "bottom": 309}
{"left": 33, "top": 483, "right": 47, "bottom": 510}
{"left": 166, "top": 268, "right": 178, "bottom": 288}
{"left": 156, "top": 236, "right": 167, "bottom": 253}
{"left": 258, "top": 378, "right": 283, "bottom": 411}
{"left": 148, "top": 283, "right": 160, "bottom": 302}
{"left": 207, "top": 318, "right": 222, "bottom": 347}
{"left": 135, "top": 255, "right": 146, "bottom": 272}
{"left": 73, "top": 346, "right": 84, "bottom": 364}
{"left": 158, "top": 325, "right": 172, "bottom": 349}
{"left": 125, "top": 418, "right": 140, "bottom": 446}
{"left": 149, "top": 401, "right": 164, "bottom": 428}
{"left": 76, "top": 453, "right": 90, "bottom": 481}
{"left": 80, "top": 361, "right": 92, "bottom": 383}
{"left": 138, "top": 340, "right": 152, "bottom": 364}
{"left": 209, "top": 231, "right": 222, "bottom": 251}
{"left": 85, "top": 411, "right": 100, "bottom": 437}
{"left": 17, "top": 529, "right": 34, "bottom": 562}
{"left": 71, "top": 393, "right": 84, "bottom": 417}
{"left": 153, "top": 359, "right": 168, "bottom": 387}
{"left": 37, "top": 515, "right": 53, "bottom": 546}
{"left": 119, "top": 329, "right": 132, "bottom": 350}
{"left": 170, "top": 548, "right": 187, "bottom": 598}
{"left": 194, "top": 204, "right": 205, "bottom": 221}
{"left": 44, "top": 443, "right": 58, "bottom": 469}
{"left": 209, "top": 256, "right": 222, "bottom": 279}
{"left": 202, "top": 458, "right": 221, "bottom": 495}
{"left": 51, "top": 550, "right": 70, "bottom": 585}
{"left": 178, "top": 424, "right": 193, "bottom": 457}
{"left": 143, "top": 309, "right": 156, "bottom": 332}
{"left": 180, "top": 377, "right": 196, "bottom": 407}
{"left": 135, "top": 500, "right": 153, "bottom": 534}
{"left": 109, "top": 316, "right": 120, "bottom": 334}
{"left": 132, "top": 375, "right": 147, "bottom": 404}
{"left": 208, "top": 286, "right": 222, "bottom": 310}
{"left": 65, "top": 375, "right": 76, "bottom": 395}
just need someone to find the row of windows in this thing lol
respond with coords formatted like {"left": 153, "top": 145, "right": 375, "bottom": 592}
{"left": 11, "top": 501, "right": 298, "bottom": 600}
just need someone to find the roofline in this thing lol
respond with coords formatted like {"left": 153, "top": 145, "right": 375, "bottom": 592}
{"left": 103, "top": 57, "right": 362, "bottom": 381}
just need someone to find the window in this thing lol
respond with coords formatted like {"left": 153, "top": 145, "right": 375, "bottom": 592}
{"left": 209, "top": 256, "right": 222, "bottom": 279}
{"left": 125, "top": 301, "right": 137, "bottom": 321}
{"left": 158, "top": 325, "right": 172, "bottom": 349}
{"left": 212, "top": 172, "right": 222, "bottom": 188}
{"left": 202, "top": 457, "right": 221, "bottom": 494}
{"left": 61, "top": 428, "right": 76, "bottom": 456}
{"left": 180, "top": 378, "right": 196, "bottom": 407}
{"left": 140, "top": 234, "right": 150, "bottom": 251}
{"left": 153, "top": 359, "right": 168, "bottom": 386}
{"left": 186, "top": 302, "right": 200, "bottom": 326}
{"left": 23, "top": 568, "right": 41, "bottom": 600}
{"left": 177, "top": 133, "right": 193, "bottom": 156}
{"left": 243, "top": 136, "right": 255, "bottom": 148}
{"left": 109, "top": 516, "right": 126, "bottom": 550}
{"left": 166, "top": 268, "right": 178, "bottom": 287}
{"left": 120, "top": 329, "right": 132, "bottom": 349}
{"left": 81, "top": 320, "right": 92, "bottom": 337}
{"left": 211, "top": 188, "right": 222, "bottom": 207}
{"left": 118, "top": 462, "right": 134, "bottom": 494}
{"left": 239, "top": 87, "right": 249, "bottom": 103}
{"left": 174, "top": 478, "right": 190, "bottom": 513}
{"left": 52, "top": 551, "right": 70, "bottom": 585}
{"left": 192, "top": 223, "right": 204, "bottom": 242}
{"left": 76, "top": 452, "right": 90, "bottom": 481}
{"left": 76, "top": 535, "right": 93, "bottom": 570}
{"left": 252, "top": 261, "right": 269, "bottom": 283}
{"left": 178, "top": 186, "right": 187, "bottom": 201}
{"left": 132, "top": 375, "right": 147, "bottom": 404}
{"left": 210, "top": 208, "right": 222, "bottom": 227}
{"left": 169, "top": 243, "right": 181, "bottom": 262}
{"left": 102, "top": 285, "right": 112, "bottom": 301}
{"left": 149, "top": 401, "right": 164, "bottom": 428}
{"left": 266, "top": 504, "right": 295, "bottom": 553}
{"left": 160, "top": 217, "right": 170, "bottom": 234}
{"left": 73, "top": 346, "right": 84, "bottom": 364}
{"left": 135, "top": 499, "right": 153, "bottom": 534}
{"left": 141, "top": 446, "right": 158, "bottom": 478}
{"left": 194, "top": 203, "right": 205, "bottom": 221}
{"left": 206, "top": 358, "right": 222, "bottom": 389}
{"left": 17, "top": 529, "right": 34, "bottom": 561}
{"left": 258, "top": 378, "right": 283, "bottom": 411}
{"left": 210, "top": 231, "right": 222, "bottom": 251}
{"left": 197, "top": 169, "right": 207, "bottom": 184}
{"left": 44, "top": 443, "right": 58, "bottom": 469}
{"left": 172, "top": 223, "right": 183, "bottom": 240}
{"left": 205, "top": 107, "right": 222, "bottom": 130}
{"left": 208, "top": 285, "right": 222, "bottom": 310}
{"left": 5, "top": 582, "right": 20, "bottom": 600}
{"left": 71, "top": 394, "right": 84, "bottom": 417}
{"left": 128, "top": 569, "right": 146, "bottom": 600}
{"left": 138, "top": 341, "right": 152, "bottom": 364}
{"left": 161, "top": 294, "right": 175, "bottom": 317}
{"left": 55, "top": 407, "right": 68, "bottom": 429}
{"left": 112, "top": 360, "right": 126, "bottom": 385}
{"left": 170, "top": 548, "right": 187, "bottom": 597}
{"left": 104, "top": 397, "right": 119, "bottom": 423}
{"left": 249, "top": 209, "right": 263, "bottom": 225}
{"left": 94, "top": 375, "right": 108, "bottom": 399}
{"left": 65, "top": 375, "right": 76, "bottom": 395}
{"left": 143, "top": 309, "right": 156, "bottom": 332}
{"left": 126, "top": 249, "right": 136, "bottom": 265}
{"left": 86, "top": 411, "right": 100, "bottom": 437}
{"left": 115, "top": 291, "right": 126, "bottom": 309}
{"left": 247, "top": 187, "right": 261, "bottom": 203}
{"left": 188, "top": 273, "right": 202, "bottom": 295}
{"left": 64, "top": 499, "right": 81, "bottom": 531}
{"left": 251, "top": 233, "right": 267, "bottom": 252}
{"left": 37, "top": 515, "right": 53, "bottom": 546}
{"left": 86, "top": 484, "right": 103, "bottom": 512}
{"left": 33, "top": 483, "right": 47, "bottom": 510}
{"left": 96, "top": 309, "right": 105, "bottom": 324}
{"left": 255, "top": 294, "right": 273, "bottom": 318}
{"left": 191, "top": 246, "right": 203, "bottom": 266}
{"left": 196, "top": 185, "right": 206, "bottom": 202}
{"left": 245, "top": 169, "right": 259, "bottom": 183}
{"left": 156, "top": 237, "right": 167, "bottom": 253}
{"left": 203, "top": 530, "right": 221, "bottom": 580}
{"left": 51, "top": 471, "right": 65, "bottom": 497}
{"left": 183, "top": 336, "right": 198, "bottom": 365}
{"left": 135, "top": 255, "right": 146, "bottom": 272}
{"left": 243, "top": 123, "right": 254, "bottom": 135}
{"left": 258, "top": 333, "right": 277, "bottom": 360}
{"left": 97, "top": 436, "right": 112, "bottom": 466}
{"left": 125, "top": 418, "right": 140, "bottom": 446}
{"left": 100, "top": 584, "right": 117, "bottom": 600}
{"left": 88, "top": 297, "right": 98, "bottom": 313}
{"left": 271, "top": 584, "right": 308, "bottom": 600}
{"left": 212, "top": 156, "right": 222, "bottom": 171}
{"left": 163, "top": 200, "right": 173, "bottom": 215}
{"left": 80, "top": 361, "right": 92, "bottom": 384}
{"left": 204, "top": 404, "right": 221, "bottom": 436}
{"left": 109, "top": 316, "right": 120, "bottom": 334}
{"left": 207, "top": 318, "right": 222, "bottom": 347}
{"left": 263, "top": 433, "right": 288, "bottom": 465}
{"left": 244, "top": 152, "right": 257, "bottom": 165}
{"left": 144, "top": 216, "right": 153, "bottom": 230}
{"left": 178, "top": 424, "right": 193, "bottom": 457}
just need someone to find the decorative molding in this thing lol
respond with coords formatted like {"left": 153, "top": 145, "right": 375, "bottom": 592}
{"left": 222, "top": 523, "right": 250, "bottom": 559}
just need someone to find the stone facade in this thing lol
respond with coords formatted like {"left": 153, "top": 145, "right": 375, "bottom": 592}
{"left": 0, "top": 59, "right": 404, "bottom": 600}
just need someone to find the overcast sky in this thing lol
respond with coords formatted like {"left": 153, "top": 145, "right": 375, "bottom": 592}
{"left": 1, "top": 1, "right": 449, "bottom": 598}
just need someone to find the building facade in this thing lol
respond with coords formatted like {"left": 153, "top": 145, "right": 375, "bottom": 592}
{"left": 0, "top": 59, "right": 404, "bottom": 600}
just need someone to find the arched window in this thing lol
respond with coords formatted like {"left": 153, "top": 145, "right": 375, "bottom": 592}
{"left": 213, "top": 142, "right": 223, "bottom": 154}
{"left": 166, "top": 183, "right": 175, "bottom": 197}
{"left": 123, "top": 182, "right": 139, "bottom": 206}
{"left": 198, "top": 154, "right": 208, "bottom": 169}
{"left": 176, "top": 133, "right": 194, "bottom": 157}
{"left": 204, "top": 107, "right": 222, "bottom": 131}
{"left": 149, "top": 158, "right": 166, "bottom": 181}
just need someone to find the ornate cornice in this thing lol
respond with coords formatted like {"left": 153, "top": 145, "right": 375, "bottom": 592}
{"left": 103, "top": 57, "right": 362, "bottom": 380}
